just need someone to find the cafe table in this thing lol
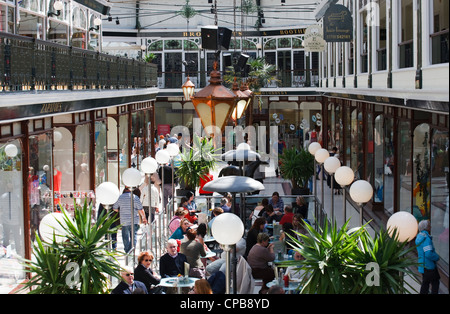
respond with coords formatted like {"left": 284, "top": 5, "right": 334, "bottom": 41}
{"left": 267, "top": 279, "right": 301, "bottom": 294}
{"left": 159, "top": 277, "right": 199, "bottom": 294}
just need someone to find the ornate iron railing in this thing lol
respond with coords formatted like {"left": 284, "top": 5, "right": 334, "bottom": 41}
{"left": 0, "top": 31, "right": 157, "bottom": 92}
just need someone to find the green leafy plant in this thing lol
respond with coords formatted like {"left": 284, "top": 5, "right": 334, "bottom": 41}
{"left": 279, "top": 147, "right": 315, "bottom": 192}
{"left": 281, "top": 218, "right": 418, "bottom": 294}
{"left": 19, "top": 201, "right": 123, "bottom": 294}
{"left": 176, "top": 134, "right": 218, "bottom": 191}
{"left": 143, "top": 53, "right": 156, "bottom": 63}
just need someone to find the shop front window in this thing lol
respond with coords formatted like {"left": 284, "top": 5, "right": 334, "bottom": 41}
{"left": 384, "top": 117, "right": 394, "bottom": 213}
{"left": 119, "top": 115, "right": 129, "bottom": 190}
{"left": 107, "top": 117, "right": 119, "bottom": 187}
{"left": 430, "top": 128, "right": 449, "bottom": 268}
{"left": 0, "top": 139, "right": 25, "bottom": 293}
{"left": 399, "top": 121, "right": 412, "bottom": 213}
{"left": 374, "top": 115, "right": 384, "bottom": 202}
{"left": 28, "top": 133, "right": 53, "bottom": 242}
{"left": 75, "top": 124, "right": 91, "bottom": 193}
{"left": 413, "top": 123, "right": 431, "bottom": 220}
{"left": 95, "top": 121, "right": 107, "bottom": 187}
{"left": 53, "top": 127, "right": 73, "bottom": 209}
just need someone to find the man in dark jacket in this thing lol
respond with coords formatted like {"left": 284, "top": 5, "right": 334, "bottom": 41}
{"left": 111, "top": 266, "right": 148, "bottom": 294}
{"left": 159, "top": 239, "right": 188, "bottom": 278}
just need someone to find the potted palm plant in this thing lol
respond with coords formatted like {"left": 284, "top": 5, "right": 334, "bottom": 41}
{"left": 19, "top": 200, "right": 123, "bottom": 294}
{"left": 175, "top": 134, "right": 218, "bottom": 196}
{"left": 279, "top": 147, "right": 315, "bottom": 195}
{"left": 281, "top": 219, "right": 419, "bottom": 294}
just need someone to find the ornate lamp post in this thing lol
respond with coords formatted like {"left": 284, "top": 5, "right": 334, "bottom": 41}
{"left": 324, "top": 156, "right": 341, "bottom": 224}
{"left": 315, "top": 148, "right": 329, "bottom": 220}
{"left": 191, "top": 61, "right": 237, "bottom": 135}
{"left": 334, "top": 166, "right": 355, "bottom": 222}
{"left": 211, "top": 213, "right": 245, "bottom": 294}
{"left": 349, "top": 180, "right": 373, "bottom": 226}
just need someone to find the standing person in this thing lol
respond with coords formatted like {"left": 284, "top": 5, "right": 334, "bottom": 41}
{"left": 158, "top": 163, "right": 175, "bottom": 211}
{"left": 97, "top": 203, "right": 119, "bottom": 250}
{"left": 416, "top": 220, "right": 440, "bottom": 294}
{"left": 112, "top": 188, "right": 147, "bottom": 254}
{"left": 139, "top": 175, "right": 159, "bottom": 223}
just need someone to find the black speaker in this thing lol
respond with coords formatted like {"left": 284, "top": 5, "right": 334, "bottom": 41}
{"left": 218, "top": 27, "right": 232, "bottom": 50}
{"left": 237, "top": 53, "right": 249, "bottom": 69}
{"left": 201, "top": 26, "right": 218, "bottom": 50}
{"left": 223, "top": 53, "right": 232, "bottom": 68}
{"left": 201, "top": 26, "right": 232, "bottom": 51}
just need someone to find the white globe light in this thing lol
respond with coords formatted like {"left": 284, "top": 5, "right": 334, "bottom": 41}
{"left": 308, "top": 142, "right": 321, "bottom": 155}
{"left": 53, "top": 0, "right": 63, "bottom": 11}
{"left": 315, "top": 148, "right": 329, "bottom": 164}
{"left": 122, "top": 168, "right": 142, "bottom": 187}
{"left": 387, "top": 211, "right": 418, "bottom": 242}
{"left": 53, "top": 131, "right": 62, "bottom": 142}
{"left": 4, "top": 144, "right": 18, "bottom": 157}
{"left": 167, "top": 143, "right": 180, "bottom": 157}
{"left": 324, "top": 156, "right": 341, "bottom": 174}
{"left": 39, "top": 212, "right": 70, "bottom": 244}
{"left": 211, "top": 213, "right": 244, "bottom": 245}
{"left": 335, "top": 166, "right": 355, "bottom": 186}
{"left": 96, "top": 182, "right": 120, "bottom": 205}
{"left": 349, "top": 180, "right": 373, "bottom": 204}
{"left": 141, "top": 157, "right": 158, "bottom": 174}
{"left": 237, "top": 142, "right": 250, "bottom": 151}
{"left": 155, "top": 149, "right": 170, "bottom": 164}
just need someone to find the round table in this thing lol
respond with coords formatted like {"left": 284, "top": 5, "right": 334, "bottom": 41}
{"left": 159, "top": 277, "right": 199, "bottom": 294}
{"left": 267, "top": 279, "right": 301, "bottom": 294}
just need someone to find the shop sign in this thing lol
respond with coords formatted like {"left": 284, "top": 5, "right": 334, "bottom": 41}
{"left": 323, "top": 4, "right": 353, "bottom": 42}
{"left": 303, "top": 25, "right": 326, "bottom": 52}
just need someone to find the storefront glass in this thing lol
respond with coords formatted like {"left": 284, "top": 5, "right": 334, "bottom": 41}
{"left": 374, "top": 115, "right": 384, "bottom": 202}
{"left": 95, "top": 121, "right": 107, "bottom": 187}
{"left": 53, "top": 127, "right": 74, "bottom": 210}
{"left": 0, "top": 139, "right": 25, "bottom": 293}
{"left": 413, "top": 123, "right": 431, "bottom": 219}
{"left": 430, "top": 128, "right": 449, "bottom": 267}
{"left": 75, "top": 124, "right": 91, "bottom": 192}
{"left": 119, "top": 115, "right": 129, "bottom": 190}
{"left": 384, "top": 117, "right": 394, "bottom": 213}
{"left": 28, "top": 132, "right": 53, "bottom": 242}
{"left": 399, "top": 121, "right": 412, "bottom": 213}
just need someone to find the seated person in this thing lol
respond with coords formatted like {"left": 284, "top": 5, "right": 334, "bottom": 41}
{"left": 159, "top": 239, "right": 188, "bottom": 278}
{"left": 268, "top": 191, "right": 284, "bottom": 215}
{"left": 133, "top": 251, "right": 161, "bottom": 293}
{"left": 180, "top": 229, "right": 207, "bottom": 279}
{"left": 220, "top": 197, "right": 231, "bottom": 213}
{"left": 111, "top": 266, "right": 148, "bottom": 294}
{"left": 262, "top": 204, "right": 281, "bottom": 224}
{"left": 180, "top": 197, "right": 198, "bottom": 224}
{"left": 249, "top": 198, "right": 268, "bottom": 225}
{"left": 292, "top": 196, "right": 308, "bottom": 219}
{"left": 279, "top": 205, "right": 294, "bottom": 226}
{"left": 285, "top": 251, "right": 307, "bottom": 281}
{"left": 169, "top": 218, "right": 191, "bottom": 240}
{"left": 247, "top": 233, "right": 275, "bottom": 294}
{"left": 169, "top": 207, "right": 187, "bottom": 235}
{"left": 208, "top": 207, "right": 224, "bottom": 232}
{"left": 244, "top": 217, "right": 266, "bottom": 259}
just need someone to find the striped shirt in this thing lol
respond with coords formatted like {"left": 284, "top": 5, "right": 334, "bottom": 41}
{"left": 112, "top": 192, "right": 143, "bottom": 226}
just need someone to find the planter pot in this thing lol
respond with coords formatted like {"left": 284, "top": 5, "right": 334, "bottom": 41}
{"left": 176, "top": 189, "right": 193, "bottom": 197}
{"left": 291, "top": 187, "right": 310, "bottom": 195}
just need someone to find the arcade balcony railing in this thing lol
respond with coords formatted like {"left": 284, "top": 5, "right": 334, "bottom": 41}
{"left": 0, "top": 31, "right": 157, "bottom": 92}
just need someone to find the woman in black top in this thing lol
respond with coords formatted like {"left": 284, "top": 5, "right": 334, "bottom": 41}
{"left": 244, "top": 217, "right": 266, "bottom": 259}
{"left": 134, "top": 251, "right": 161, "bottom": 293}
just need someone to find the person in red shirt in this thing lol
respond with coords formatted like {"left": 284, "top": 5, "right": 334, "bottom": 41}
{"left": 279, "top": 205, "right": 294, "bottom": 226}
